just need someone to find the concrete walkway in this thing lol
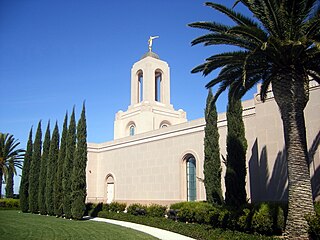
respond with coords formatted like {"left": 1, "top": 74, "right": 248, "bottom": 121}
{"left": 89, "top": 217, "right": 195, "bottom": 240}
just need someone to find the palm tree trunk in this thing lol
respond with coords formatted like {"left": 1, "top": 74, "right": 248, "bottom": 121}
{"left": 272, "top": 73, "right": 315, "bottom": 240}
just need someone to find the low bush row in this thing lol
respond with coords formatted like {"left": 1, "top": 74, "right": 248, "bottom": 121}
{"left": 85, "top": 202, "right": 166, "bottom": 218}
{"left": 169, "top": 201, "right": 285, "bottom": 236}
{"left": 0, "top": 198, "right": 20, "bottom": 209}
{"left": 86, "top": 201, "right": 319, "bottom": 238}
{"left": 97, "top": 211, "right": 273, "bottom": 240}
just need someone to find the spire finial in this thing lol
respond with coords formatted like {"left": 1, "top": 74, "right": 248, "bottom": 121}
{"left": 148, "top": 36, "right": 159, "bottom": 52}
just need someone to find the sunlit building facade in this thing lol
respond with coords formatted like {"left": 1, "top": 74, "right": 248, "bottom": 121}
{"left": 86, "top": 51, "right": 320, "bottom": 205}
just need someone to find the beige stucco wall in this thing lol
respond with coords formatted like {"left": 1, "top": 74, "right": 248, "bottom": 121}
{"left": 88, "top": 118, "right": 206, "bottom": 205}
{"left": 87, "top": 83, "right": 320, "bottom": 205}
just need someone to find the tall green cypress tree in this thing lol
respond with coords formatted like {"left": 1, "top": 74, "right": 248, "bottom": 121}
{"left": 5, "top": 159, "right": 14, "bottom": 198}
{"left": 20, "top": 127, "right": 33, "bottom": 212}
{"left": 204, "top": 89, "right": 222, "bottom": 205}
{"left": 71, "top": 103, "right": 87, "bottom": 220}
{"left": 29, "top": 121, "right": 42, "bottom": 213}
{"left": 38, "top": 121, "right": 50, "bottom": 215}
{"left": 63, "top": 108, "right": 76, "bottom": 219}
{"left": 54, "top": 113, "right": 67, "bottom": 216}
{"left": 225, "top": 90, "right": 248, "bottom": 207}
{"left": 46, "top": 122, "right": 59, "bottom": 215}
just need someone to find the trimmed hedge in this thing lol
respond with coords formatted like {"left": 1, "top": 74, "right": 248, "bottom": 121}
{"left": 147, "top": 204, "right": 167, "bottom": 217}
{"left": 127, "top": 203, "right": 148, "bottom": 216}
{"left": 85, "top": 202, "right": 127, "bottom": 217}
{"left": 169, "top": 201, "right": 285, "bottom": 236}
{"left": 109, "top": 202, "right": 126, "bottom": 213}
{"left": 97, "top": 211, "right": 273, "bottom": 240}
{"left": 85, "top": 201, "right": 287, "bottom": 236}
{"left": 0, "top": 198, "right": 20, "bottom": 209}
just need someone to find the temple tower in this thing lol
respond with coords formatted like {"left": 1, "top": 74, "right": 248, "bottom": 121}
{"left": 114, "top": 50, "right": 187, "bottom": 139}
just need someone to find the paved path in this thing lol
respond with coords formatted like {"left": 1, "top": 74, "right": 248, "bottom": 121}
{"left": 90, "top": 217, "right": 195, "bottom": 240}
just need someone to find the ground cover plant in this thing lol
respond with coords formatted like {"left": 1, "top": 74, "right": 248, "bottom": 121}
{"left": 0, "top": 210, "right": 157, "bottom": 240}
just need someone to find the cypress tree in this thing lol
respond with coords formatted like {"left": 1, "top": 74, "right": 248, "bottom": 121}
{"left": 63, "top": 108, "right": 76, "bottom": 219}
{"left": 225, "top": 90, "right": 248, "bottom": 207}
{"left": 204, "top": 89, "right": 222, "bottom": 205}
{"left": 29, "top": 121, "right": 42, "bottom": 213}
{"left": 20, "top": 128, "right": 33, "bottom": 212}
{"left": 38, "top": 121, "right": 50, "bottom": 215}
{"left": 5, "top": 159, "right": 14, "bottom": 198}
{"left": 54, "top": 113, "right": 67, "bottom": 216}
{"left": 71, "top": 103, "right": 87, "bottom": 220}
{"left": 46, "top": 122, "right": 59, "bottom": 215}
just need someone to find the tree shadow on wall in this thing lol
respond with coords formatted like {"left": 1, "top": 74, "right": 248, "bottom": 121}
{"left": 249, "top": 130, "right": 320, "bottom": 202}
{"left": 249, "top": 139, "right": 288, "bottom": 202}
{"left": 309, "top": 130, "right": 320, "bottom": 200}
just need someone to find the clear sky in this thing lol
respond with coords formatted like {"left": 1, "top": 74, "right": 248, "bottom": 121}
{"left": 0, "top": 0, "right": 255, "bottom": 193}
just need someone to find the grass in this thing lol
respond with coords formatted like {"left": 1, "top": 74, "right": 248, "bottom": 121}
{"left": 0, "top": 210, "right": 158, "bottom": 240}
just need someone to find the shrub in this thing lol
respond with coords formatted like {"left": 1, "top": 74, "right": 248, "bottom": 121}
{"left": 84, "top": 202, "right": 94, "bottom": 216}
{"left": 306, "top": 202, "right": 320, "bottom": 240}
{"left": 84, "top": 202, "right": 103, "bottom": 217}
{"left": 170, "top": 201, "right": 224, "bottom": 225}
{"left": 178, "top": 202, "right": 196, "bottom": 223}
{"left": 0, "top": 198, "right": 20, "bottom": 209}
{"left": 127, "top": 203, "right": 147, "bottom": 216}
{"left": 270, "top": 204, "right": 285, "bottom": 234}
{"left": 207, "top": 206, "right": 221, "bottom": 227}
{"left": 147, "top": 204, "right": 166, "bottom": 217}
{"left": 314, "top": 201, "right": 320, "bottom": 215}
{"left": 103, "top": 203, "right": 109, "bottom": 212}
{"left": 169, "top": 202, "right": 186, "bottom": 210}
{"left": 218, "top": 208, "right": 231, "bottom": 228}
{"left": 194, "top": 202, "right": 216, "bottom": 224}
{"left": 238, "top": 208, "right": 253, "bottom": 232}
{"left": 252, "top": 203, "right": 273, "bottom": 235}
{"left": 109, "top": 202, "right": 126, "bottom": 213}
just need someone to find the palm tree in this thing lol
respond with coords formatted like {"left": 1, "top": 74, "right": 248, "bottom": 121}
{"left": 189, "top": 1, "right": 319, "bottom": 239}
{"left": 0, "top": 133, "right": 25, "bottom": 198}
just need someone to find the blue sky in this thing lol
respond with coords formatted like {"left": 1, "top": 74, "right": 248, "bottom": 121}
{"left": 0, "top": 0, "right": 255, "bottom": 193}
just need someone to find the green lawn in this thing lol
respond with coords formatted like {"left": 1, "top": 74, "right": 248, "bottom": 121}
{"left": 0, "top": 210, "right": 158, "bottom": 240}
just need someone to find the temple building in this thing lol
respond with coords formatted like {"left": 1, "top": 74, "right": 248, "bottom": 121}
{"left": 86, "top": 48, "right": 320, "bottom": 205}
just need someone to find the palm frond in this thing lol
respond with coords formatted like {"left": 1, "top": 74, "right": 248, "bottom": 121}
{"left": 202, "top": 55, "right": 243, "bottom": 76}
{"left": 191, "top": 63, "right": 207, "bottom": 74}
{"left": 305, "top": 7, "right": 320, "bottom": 39}
{"left": 307, "top": 70, "right": 320, "bottom": 84}
{"left": 205, "top": 2, "right": 259, "bottom": 27}
{"left": 188, "top": 21, "right": 229, "bottom": 33}
{"left": 191, "top": 33, "right": 256, "bottom": 50}
{"left": 247, "top": 0, "right": 285, "bottom": 39}
{"left": 228, "top": 25, "right": 268, "bottom": 45}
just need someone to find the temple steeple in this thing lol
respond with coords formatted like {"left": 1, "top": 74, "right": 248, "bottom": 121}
{"left": 113, "top": 43, "right": 187, "bottom": 139}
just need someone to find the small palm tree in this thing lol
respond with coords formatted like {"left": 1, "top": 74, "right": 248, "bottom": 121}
{"left": 189, "top": 1, "right": 319, "bottom": 239}
{"left": 0, "top": 133, "right": 25, "bottom": 198}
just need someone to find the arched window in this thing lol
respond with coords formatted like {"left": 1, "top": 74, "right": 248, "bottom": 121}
{"left": 138, "top": 71, "right": 143, "bottom": 103}
{"left": 159, "top": 120, "right": 171, "bottom": 129}
{"left": 129, "top": 125, "right": 135, "bottom": 136}
{"left": 155, "top": 70, "right": 162, "bottom": 102}
{"left": 105, "top": 174, "right": 115, "bottom": 204}
{"left": 186, "top": 156, "right": 196, "bottom": 201}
